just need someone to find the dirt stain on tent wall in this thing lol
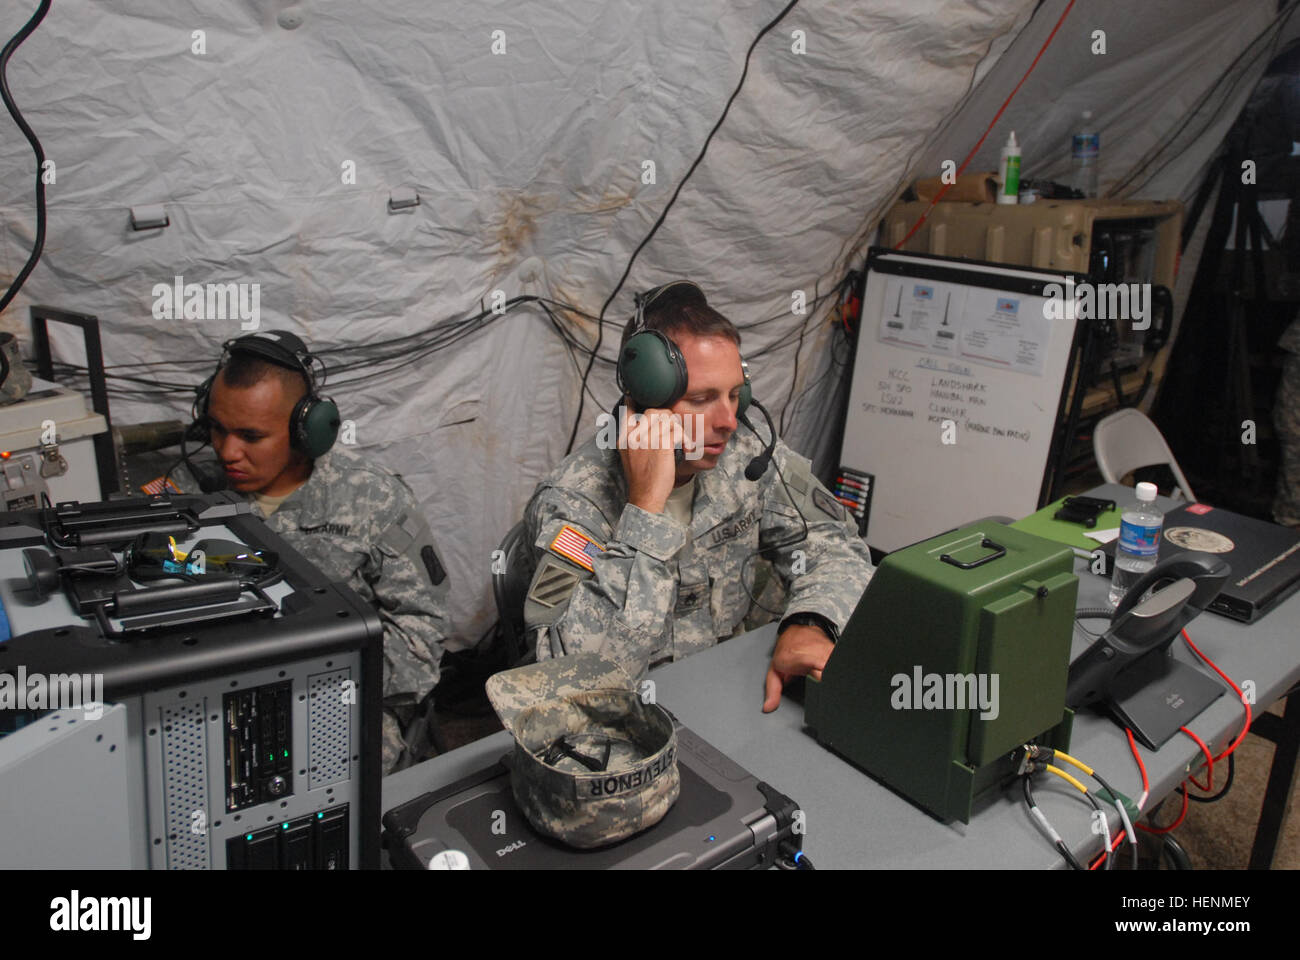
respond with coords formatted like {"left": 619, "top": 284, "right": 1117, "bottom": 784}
{"left": 496, "top": 183, "right": 635, "bottom": 260}
{"left": 497, "top": 193, "right": 547, "bottom": 260}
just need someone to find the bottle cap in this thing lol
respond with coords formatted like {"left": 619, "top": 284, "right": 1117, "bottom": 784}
{"left": 1135, "top": 481, "right": 1158, "bottom": 501}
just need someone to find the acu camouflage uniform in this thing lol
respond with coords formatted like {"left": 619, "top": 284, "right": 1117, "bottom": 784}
{"left": 248, "top": 445, "right": 450, "bottom": 773}
{"left": 1274, "top": 319, "right": 1300, "bottom": 527}
{"left": 522, "top": 417, "right": 874, "bottom": 677}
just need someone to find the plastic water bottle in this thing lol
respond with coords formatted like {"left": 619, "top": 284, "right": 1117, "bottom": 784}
{"left": 1070, "top": 110, "right": 1100, "bottom": 199}
{"left": 1109, "top": 482, "right": 1163, "bottom": 607}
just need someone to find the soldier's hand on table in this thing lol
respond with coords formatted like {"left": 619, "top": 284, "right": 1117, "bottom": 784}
{"left": 762, "top": 623, "right": 834, "bottom": 713}
{"left": 620, "top": 406, "right": 686, "bottom": 515}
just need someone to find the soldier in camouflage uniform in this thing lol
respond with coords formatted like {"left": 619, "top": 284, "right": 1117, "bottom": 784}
{"left": 1275, "top": 318, "right": 1300, "bottom": 528}
{"left": 202, "top": 333, "right": 449, "bottom": 773}
{"left": 523, "top": 285, "right": 873, "bottom": 711}
{"left": 253, "top": 446, "right": 450, "bottom": 772}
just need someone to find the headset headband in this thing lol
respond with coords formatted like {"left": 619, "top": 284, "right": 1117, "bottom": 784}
{"left": 221, "top": 331, "right": 324, "bottom": 392}
{"left": 631, "top": 280, "right": 709, "bottom": 337}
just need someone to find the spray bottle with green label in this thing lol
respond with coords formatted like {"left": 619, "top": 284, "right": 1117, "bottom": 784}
{"left": 998, "top": 131, "right": 1021, "bottom": 205}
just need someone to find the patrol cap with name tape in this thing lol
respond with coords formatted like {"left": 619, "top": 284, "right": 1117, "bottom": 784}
{"left": 485, "top": 653, "right": 680, "bottom": 849}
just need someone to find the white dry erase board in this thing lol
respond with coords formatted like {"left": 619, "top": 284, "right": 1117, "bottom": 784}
{"left": 840, "top": 248, "right": 1084, "bottom": 553}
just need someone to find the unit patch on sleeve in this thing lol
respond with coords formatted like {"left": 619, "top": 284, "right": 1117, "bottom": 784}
{"left": 549, "top": 525, "right": 605, "bottom": 572}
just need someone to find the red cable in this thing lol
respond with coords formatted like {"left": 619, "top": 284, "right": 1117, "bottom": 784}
{"left": 893, "top": 0, "right": 1077, "bottom": 250}
{"left": 1125, "top": 727, "right": 1149, "bottom": 796}
{"left": 1181, "top": 627, "right": 1252, "bottom": 760}
{"left": 1089, "top": 829, "right": 1131, "bottom": 870}
{"left": 1180, "top": 725, "right": 1214, "bottom": 792}
{"left": 1124, "top": 628, "right": 1252, "bottom": 838}
{"left": 1092, "top": 728, "right": 1152, "bottom": 869}
{"left": 1137, "top": 784, "right": 1189, "bottom": 835}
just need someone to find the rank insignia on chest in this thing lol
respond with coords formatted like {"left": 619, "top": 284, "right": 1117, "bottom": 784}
{"left": 550, "top": 525, "right": 605, "bottom": 572}
{"left": 674, "top": 587, "right": 705, "bottom": 614}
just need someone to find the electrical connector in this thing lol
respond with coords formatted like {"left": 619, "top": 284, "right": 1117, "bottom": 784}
{"left": 1015, "top": 744, "right": 1058, "bottom": 777}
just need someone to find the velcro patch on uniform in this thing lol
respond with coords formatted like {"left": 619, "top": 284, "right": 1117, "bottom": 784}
{"left": 549, "top": 525, "right": 604, "bottom": 572}
{"left": 786, "top": 464, "right": 811, "bottom": 497}
{"left": 421, "top": 545, "right": 446, "bottom": 586}
{"left": 528, "top": 558, "right": 581, "bottom": 609}
{"left": 674, "top": 583, "right": 707, "bottom": 615}
{"left": 812, "top": 487, "right": 847, "bottom": 522}
{"left": 380, "top": 514, "right": 416, "bottom": 554}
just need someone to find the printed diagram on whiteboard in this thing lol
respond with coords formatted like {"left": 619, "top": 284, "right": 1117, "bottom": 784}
{"left": 878, "top": 277, "right": 1051, "bottom": 378}
{"left": 839, "top": 249, "right": 1085, "bottom": 553}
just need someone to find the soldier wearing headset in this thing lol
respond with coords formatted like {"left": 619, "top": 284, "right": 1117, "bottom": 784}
{"left": 189, "top": 330, "right": 450, "bottom": 772}
{"left": 522, "top": 282, "right": 874, "bottom": 711}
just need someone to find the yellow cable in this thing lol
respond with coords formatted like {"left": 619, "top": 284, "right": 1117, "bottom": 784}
{"left": 1050, "top": 748, "right": 1095, "bottom": 777}
{"left": 1045, "top": 764, "right": 1089, "bottom": 794}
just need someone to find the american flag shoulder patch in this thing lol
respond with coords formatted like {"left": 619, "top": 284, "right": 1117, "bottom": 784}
{"left": 549, "top": 525, "right": 605, "bottom": 572}
{"left": 141, "top": 476, "right": 182, "bottom": 495}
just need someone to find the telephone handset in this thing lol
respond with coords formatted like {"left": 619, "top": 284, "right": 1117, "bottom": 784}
{"left": 1110, "top": 552, "right": 1231, "bottom": 624}
{"left": 1067, "top": 552, "right": 1231, "bottom": 748}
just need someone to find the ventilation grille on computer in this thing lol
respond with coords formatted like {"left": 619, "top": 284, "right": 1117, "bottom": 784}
{"left": 308, "top": 669, "right": 352, "bottom": 789}
{"left": 161, "top": 700, "right": 209, "bottom": 869}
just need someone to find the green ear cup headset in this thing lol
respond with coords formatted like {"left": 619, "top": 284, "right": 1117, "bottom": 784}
{"left": 616, "top": 280, "right": 751, "bottom": 416}
{"left": 194, "top": 330, "right": 341, "bottom": 459}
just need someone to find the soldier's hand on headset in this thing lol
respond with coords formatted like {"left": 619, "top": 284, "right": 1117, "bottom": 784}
{"left": 620, "top": 405, "right": 687, "bottom": 514}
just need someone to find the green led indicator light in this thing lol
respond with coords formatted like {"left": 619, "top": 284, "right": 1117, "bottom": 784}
{"left": 283, "top": 749, "right": 289, "bottom": 758}
{"left": 245, "top": 834, "right": 252, "bottom": 841}
{"left": 317, "top": 812, "right": 324, "bottom": 819}
{"left": 282, "top": 822, "right": 289, "bottom": 829}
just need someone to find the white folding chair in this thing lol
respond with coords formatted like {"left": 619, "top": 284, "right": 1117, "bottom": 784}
{"left": 1092, "top": 407, "right": 1196, "bottom": 503}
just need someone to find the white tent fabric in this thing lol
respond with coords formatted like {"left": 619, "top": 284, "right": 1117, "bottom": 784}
{"left": 880, "top": 0, "right": 1300, "bottom": 372}
{"left": 908, "top": 0, "right": 1294, "bottom": 207}
{"left": 0, "top": 0, "right": 1289, "bottom": 646}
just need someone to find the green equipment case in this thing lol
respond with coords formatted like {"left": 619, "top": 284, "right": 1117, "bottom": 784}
{"left": 804, "top": 521, "right": 1078, "bottom": 823}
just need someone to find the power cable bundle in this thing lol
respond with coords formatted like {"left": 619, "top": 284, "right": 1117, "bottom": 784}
{"left": 1023, "top": 624, "right": 1254, "bottom": 869}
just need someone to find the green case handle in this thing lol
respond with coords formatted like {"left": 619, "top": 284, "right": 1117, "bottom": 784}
{"left": 939, "top": 538, "right": 1006, "bottom": 570}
